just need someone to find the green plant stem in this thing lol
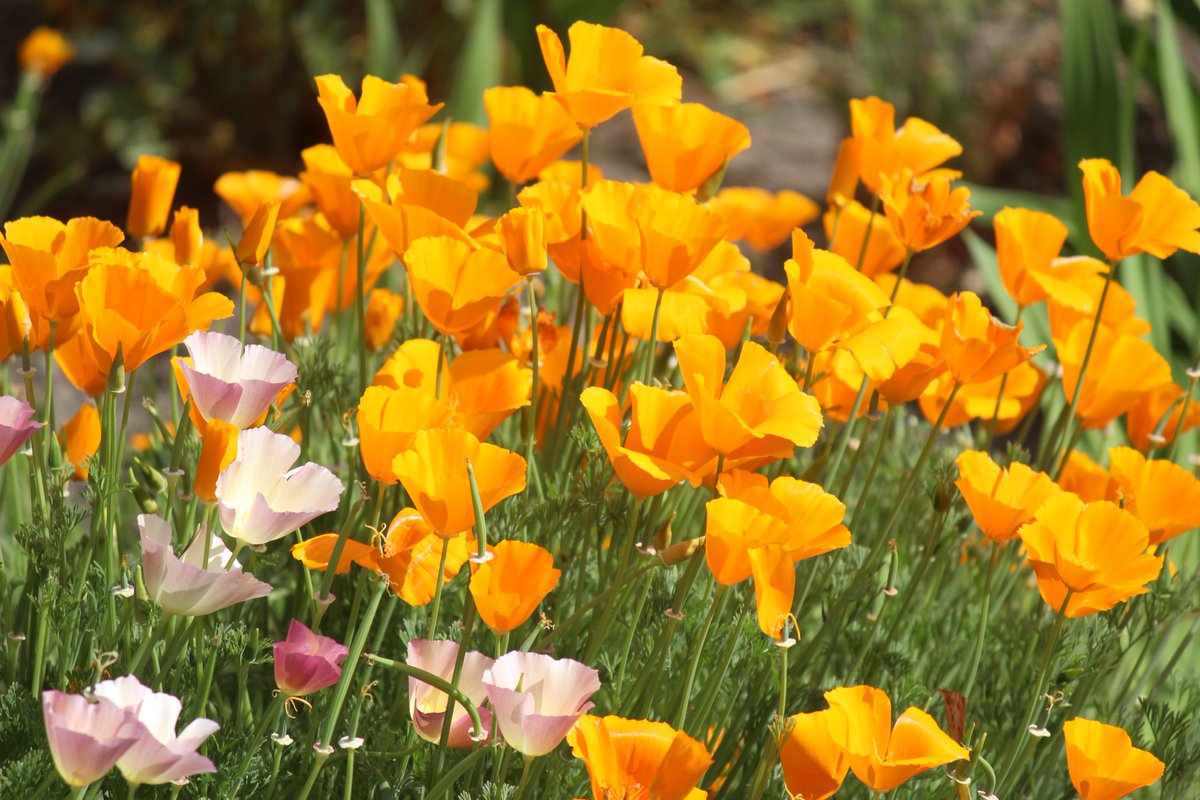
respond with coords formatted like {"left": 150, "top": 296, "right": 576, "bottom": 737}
{"left": 643, "top": 287, "right": 665, "bottom": 384}
{"left": 315, "top": 497, "right": 366, "bottom": 627}
{"left": 996, "top": 594, "right": 1071, "bottom": 795}
{"left": 296, "top": 578, "right": 388, "bottom": 800}
{"left": 1166, "top": 363, "right": 1198, "bottom": 463}
{"left": 228, "top": 694, "right": 285, "bottom": 796}
{"left": 424, "top": 747, "right": 489, "bottom": 800}
{"left": 674, "top": 584, "right": 727, "bottom": 731}
{"left": 984, "top": 306, "right": 1025, "bottom": 450}
{"left": 962, "top": 540, "right": 1000, "bottom": 698}
{"left": 613, "top": 568, "right": 655, "bottom": 698}
{"left": 690, "top": 593, "right": 750, "bottom": 732}
{"left": 849, "top": 405, "right": 894, "bottom": 530}
{"left": 524, "top": 276, "right": 543, "bottom": 499}
{"left": 515, "top": 756, "right": 534, "bottom": 800}
{"left": 364, "top": 653, "right": 487, "bottom": 740}
{"left": 822, "top": 377, "right": 869, "bottom": 484}
{"left": 584, "top": 496, "right": 641, "bottom": 663}
{"left": 355, "top": 202, "right": 369, "bottom": 396}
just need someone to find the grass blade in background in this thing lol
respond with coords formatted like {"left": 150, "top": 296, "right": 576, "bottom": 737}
{"left": 364, "top": 0, "right": 404, "bottom": 80}
{"left": 448, "top": 0, "right": 502, "bottom": 126}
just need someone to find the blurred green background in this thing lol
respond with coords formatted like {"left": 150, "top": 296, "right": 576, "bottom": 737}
{"left": 4, "top": 0, "right": 1200, "bottom": 372}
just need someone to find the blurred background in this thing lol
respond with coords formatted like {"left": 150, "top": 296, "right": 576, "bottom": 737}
{"left": 3, "top": 0, "right": 1199, "bottom": 369}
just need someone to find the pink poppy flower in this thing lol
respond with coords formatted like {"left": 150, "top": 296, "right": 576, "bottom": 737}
{"left": 42, "top": 690, "right": 141, "bottom": 789}
{"left": 215, "top": 426, "right": 343, "bottom": 547}
{"left": 274, "top": 619, "right": 349, "bottom": 697}
{"left": 178, "top": 331, "right": 297, "bottom": 428}
{"left": 0, "top": 395, "right": 42, "bottom": 467}
{"left": 89, "top": 675, "right": 219, "bottom": 787}
{"left": 138, "top": 514, "right": 272, "bottom": 616}
{"left": 482, "top": 650, "right": 600, "bottom": 757}
{"left": 406, "top": 638, "right": 494, "bottom": 747}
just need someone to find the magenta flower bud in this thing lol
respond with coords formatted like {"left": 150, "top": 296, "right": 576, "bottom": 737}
{"left": 89, "top": 675, "right": 219, "bottom": 786}
{"left": 42, "top": 690, "right": 141, "bottom": 789}
{"left": 178, "top": 331, "right": 297, "bottom": 429}
{"left": 0, "top": 395, "right": 42, "bottom": 468}
{"left": 274, "top": 619, "right": 349, "bottom": 697}
{"left": 138, "top": 514, "right": 273, "bottom": 616}
{"left": 405, "top": 639, "right": 494, "bottom": 748}
{"left": 482, "top": 650, "right": 600, "bottom": 757}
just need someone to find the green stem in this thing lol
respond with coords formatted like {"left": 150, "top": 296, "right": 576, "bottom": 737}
{"left": 355, "top": 202, "right": 369, "bottom": 396}
{"left": 426, "top": 538, "right": 451, "bottom": 639}
{"left": 514, "top": 756, "right": 534, "bottom": 800}
{"left": 849, "top": 405, "right": 894, "bottom": 530}
{"left": 584, "top": 496, "right": 642, "bottom": 662}
{"left": 962, "top": 540, "right": 999, "bottom": 698}
{"left": 364, "top": 652, "right": 487, "bottom": 740}
{"left": 674, "top": 584, "right": 726, "bottom": 731}
{"left": 984, "top": 306, "right": 1025, "bottom": 450}
{"left": 643, "top": 287, "right": 665, "bottom": 384}
{"left": 228, "top": 694, "right": 284, "bottom": 796}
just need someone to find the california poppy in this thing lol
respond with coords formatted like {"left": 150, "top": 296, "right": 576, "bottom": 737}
{"left": 536, "top": 22, "right": 681, "bottom": 130}
{"left": 1107, "top": 446, "right": 1200, "bottom": 545}
{"left": 1063, "top": 717, "right": 1164, "bottom": 800}
{"left": 214, "top": 170, "right": 309, "bottom": 225}
{"left": 391, "top": 427, "right": 526, "bottom": 537}
{"left": 0, "top": 215, "right": 124, "bottom": 322}
{"left": 298, "top": 145, "right": 360, "bottom": 238}
{"left": 1057, "top": 451, "right": 1117, "bottom": 504}
{"left": 483, "top": 86, "right": 583, "bottom": 185}
{"left": 823, "top": 199, "right": 907, "bottom": 277}
{"left": 364, "top": 288, "right": 404, "bottom": 349}
{"left": 403, "top": 236, "right": 521, "bottom": 335}
{"left": 1017, "top": 493, "right": 1162, "bottom": 618}
{"left": 779, "top": 710, "right": 850, "bottom": 800}
{"left": 675, "top": 334, "right": 822, "bottom": 465}
{"left": 315, "top": 74, "right": 442, "bottom": 176}
{"left": 1079, "top": 158, "right": 1200, "bottom": 262}
{"left": 938, "top": 291, "right": 1042, "bottom": 387}
{"left": 1056, "top": 320, "right": 1171, "bottom": 429}
{"left": 849, "top": 96, "right": 962, "bottom": 193}
{"left": 235, "top": 200, "right": 280, "bottom": 266}
{"left": 708, "top": 186, "right": 819, "bottom": 251}
{"left": 483, "top": 651, "right": 598, "bottom": 756}
{"left": 19, "top": 27, "right": 73, "bottom": 80}
{"left": 632, "top": 102, "right": 751, "bottom": 193}
{"left": 994, "top": 207, "right": 1068, "bottom": 308}
{"left": 580, "top": 384, "right": 716, "bottom": 497}
{"left": 59, "top": 402, "right": 100, "bottom": 480}
{"left": 168, "top": 207, "right": 202, "bottom": 267}
{"left": 1125, "top": 381, "right": 1200, "bottom": 452}
{"left": 469, "top": 539, "right": 560, "bottom": 634}
{"left": 127, "top": 155, "right": 181, "bottom": 238}
{"left": 879, "top": 170, "right": 980, "bottom": 253}
{"left": 954, "top": 450, "right": 1060, "bottom": 542}
{"left": 494, "top": 206, "right": 548, "bottom": 276}
{"left": 567, "top": 715, "right": 712, "bottom": 800}
{"left": 356, "top": 385, "right": 453, "bottom": 484}
{"left": 822, "top": 684, "right": 968, "bottom": 793}
{"left": 706, "top": 469, "right": 851, "bottom": 638}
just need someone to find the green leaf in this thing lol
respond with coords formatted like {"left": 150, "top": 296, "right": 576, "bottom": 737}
{"left": 364, "top": 0, "right": 404, "bottom": 80}
{"left": 963, "top": 183, "right": 1081, "bottom": 239}
{"left": 1060, "top": 0, "right": 1122, "bottom": 203}
{"left": 1156, "top": 0, "right": 1200, "bottom": 193}
{"left": 448, "top": 0, "right": 502, "bottom": 126}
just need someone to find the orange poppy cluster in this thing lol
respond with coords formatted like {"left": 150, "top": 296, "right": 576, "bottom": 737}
{"left": 6, "top": 17, "right": 1196, "bottom": 800}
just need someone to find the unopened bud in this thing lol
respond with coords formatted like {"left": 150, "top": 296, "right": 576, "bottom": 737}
{"left": 659, "top": 536, "right": 704, "bottom": 565}
{"left": 767, "top": 292, "right": 789, "bottom": 347}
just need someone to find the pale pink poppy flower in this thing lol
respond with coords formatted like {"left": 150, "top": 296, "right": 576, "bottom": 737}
{"left": 274, "top": 619, "right": 349, "bottom": 697}
{"left": 215, "top": 426, "right": 343, "bottom": 546}
{"left": 90, "top": 675, "right": 219, "bottom": 787}
{"left": 406, "top": 638, "right": 494, "bottom": 747}
{"left": 138, "top": 514, "right": 272, "bottom": 616}
{"left": 178, "top": 331, "right": 297, "bottom": 428}
{"left": 0, "top": 395, "right": 42, "bottom": 467}
{"left": 42, "top": 690, "right": 141, "bottom": 788}
{"left": 482, "top": 651, "right": 600, "bottom": 756}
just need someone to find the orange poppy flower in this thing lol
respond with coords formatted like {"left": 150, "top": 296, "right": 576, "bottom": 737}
{"left": 632, "top": 102, "right": 751, "bottom": 193}
{"left": 483, "top": 86, "right": 582, "bottom": 185}
{"left": 538, "top": 160, "right": 604, "bottom": 187}
{"left": 292, "top": 509, "right": 472, "bottom": 606}
{"left": 315, "top": 74, "right": 442, "bottom": 175}
{"left": 214, "top": 170, "right": 310, "bottom": 225}
{"left": 827, "top": 136, "right": 860, "bottom": 206}
{"left": 919, "top": 360, "right": 1046, "bottom": 432}
{"left": 876, "top": 274, "right": 947, "bottom": 328}
{"left": 59, "top": 402, "right": 100, "bottom": 481}
{"left": 567, "top": 715, "right": 712, "bottom": 800}
{"left": 823, "top": 199, "right": 906, "bottom": 277}
{"left": 469, "top": 539, "right": 560, "bottom": 634}
{"left": 235, "top": 200, "right": 280, "bottom": 266}
{"left": 1063, "top": 717, "right": 1164, "bottom": 800}
{"left": 1057, "top": 451, "right": 1117, "bottom": 504}
{"left": 1018, "top": 493, "right": 1162, "bottom": 618}
{"left": 516, "top": 179, "right": 595, "bottom": 284}
{"left": 823, "top": 684, "right": 968, "bottom": 793}
{"left": 581, "top": 384, "right": 716, "bottom": 497}
{"left": 386, "top": 167, "right": 479, "bottom": 228}
{"left": 1125, "top": 381, "right": 1200, "bottom": 452}
{"left": 878, "top": 170, "right": 980, "bottom": 252}
{"left": 0, "top": 266, "right": 31, "bottom": 361}
{"left": 391, "top": 427, "right": 526, "bottom": 537}
{"left": 1107, "top": 446, "right": 1200, "bottom": 545}
{"left": 296, "top": 145, "right": 359, "bottom": 238}
{"left": 126, "top": 155, "right": 181, "bottom": 238}
{"left": 994, "top": 207, "right": 1068, "bottom": 307}
{"left": 495, "top": 207, "right": 548, "bottom": 276}
{"left": 399, "top": 122, "right": 492, "bottom": 194}
{"left": 357, "top": 385, "right": 453, "bottom": 485}
{"left": 1079, "top": 158, "right": 1200, "bottom": 262}
{"left": 168, "top": 207, "right": 202, "bottom": 267}
{"left": 849, "top": 96, "right": 962, "bottom": 193}
{"left": 1056, "top": 320, "right": 1171, "bottom": 429}
{"left": 403, "top": 236, "right": 521, "bottom": 335}
{"left": 0, "top": 216, "right": 124, "bottom": 322}
{"left": 874, "top": 315, "right": 944, "bottom": 406}
{"left": 705, "top": 470, "right": 851, "bottom": 638}
{"left": 75, "top": 248, "right": 234, "bottom": 373}
{"left": 19, "top": 27, "right": 73, "bottom": 79}
{"left": 938, "top": 291, "right": 1042, "bottom": 386}
{"left": 53, "top": 327, "right": 108, "bottom": 396}
{"left": 194, "top": 417, "right": 239, "bottom": 503}
{"left": 675, "top": 334, "right": 823, "bottom": 464}
{"left": 373, "top": 339, "right": 531, "bottom": 440}
{"left": 537, "top": 22, "right": 681, "bottom": 130}
{"left": 364, "top": 288, "right": 404, "bottom": 350}
{"left": 779, "top": 710, "right": 851, "bottom": 800}
{"left": 707, "top": 186, "right": 819, "bottom": 251}
{"left": 954, "top": 450, "right": 1060, "bottom": 542}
